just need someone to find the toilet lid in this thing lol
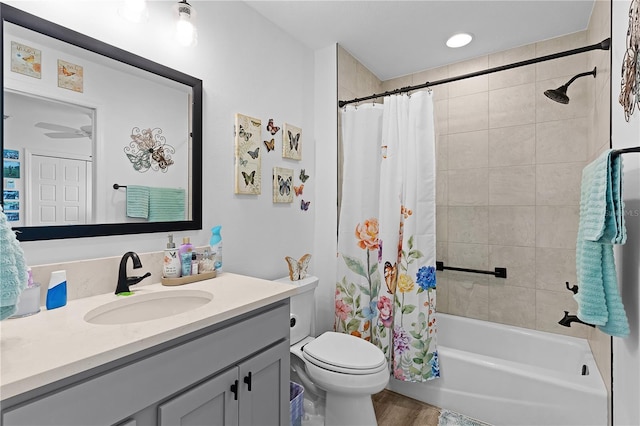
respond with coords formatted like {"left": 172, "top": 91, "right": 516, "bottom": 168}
{"left": 302, "top": 332, "right": 387, "bottom": 375}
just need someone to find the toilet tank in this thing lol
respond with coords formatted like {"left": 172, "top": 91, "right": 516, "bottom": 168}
{"left": 276, "top": 275, "right": 319, "bottom": 345}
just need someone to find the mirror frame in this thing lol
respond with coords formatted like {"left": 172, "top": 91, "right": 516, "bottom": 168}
{"left": 1, "top": 3, "right": 203, "bottom": 241}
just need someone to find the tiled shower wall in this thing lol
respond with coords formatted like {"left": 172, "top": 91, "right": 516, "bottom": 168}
{"left": 339, "top": 28, "right": 609, "bottom": 340}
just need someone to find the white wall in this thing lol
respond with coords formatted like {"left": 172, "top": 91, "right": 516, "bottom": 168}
{"left": 8, "top": 1, "right": 317, "bottom": 283}
{"left": 612, "top": 1, "right": 640, "bottom": 425}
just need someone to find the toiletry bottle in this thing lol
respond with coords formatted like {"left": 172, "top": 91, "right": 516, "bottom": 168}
{"left": 210, "top": 226, "right": 223, "bottom": 272}
{"left": 181, "top": 252, "right": 192, "bottom": 276}
{"left": 191, "top": 252, "right": 199, "bottom": 275}
{"left": 46, "top": 270, "right": 67, "bottom": 310}
{"left": 178, "top": 236, "right": 194, "bottom": 271}
{"left": 163, "top": 234, "right": 181, "bottom": 278}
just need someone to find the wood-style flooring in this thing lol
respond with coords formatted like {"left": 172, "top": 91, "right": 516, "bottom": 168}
{"left": 372, "top": 389, "right": 441, "bottom": 426}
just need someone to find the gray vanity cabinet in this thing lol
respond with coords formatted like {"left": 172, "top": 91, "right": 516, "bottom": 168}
{"left": 158, "top": 341, "right": 289, "bottom": 426}
{"left": 1, "top": 301, "right": 290, "bottom": 426}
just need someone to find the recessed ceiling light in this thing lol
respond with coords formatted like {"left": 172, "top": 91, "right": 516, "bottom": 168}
{"left": 446, "top": 33, "right": 473, "bottom": 48}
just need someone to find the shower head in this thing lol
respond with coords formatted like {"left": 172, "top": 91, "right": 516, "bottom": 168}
{"left": 544, "top": 67, "right": 597, "bottom": 104}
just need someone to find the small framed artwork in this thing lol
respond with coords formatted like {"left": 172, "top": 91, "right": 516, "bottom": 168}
{"left": 5, "top": 211, "right": 20, "bottom": 222}
{"left": 234, "top": 113, "right": 262, "bottom": 195}
{"left": 3, "top": 160, "right": 20, "bottom": 179}
{"left": 58, "top": 60, "right": 84, "bottom": 93}
{"left": 3, "top": 149, "right": 19, "bottom": 160}
{"left": 282, "top": 123, "right": 302, "bottom": 160}
{"left": 273, "top": 167, "right": 293, "bottom": 203}
{"left": 4, "top": 201, "right": 19, "bottom": 211}
{"left": 5, "top": 179, "right": 16, "bottom": 189}
{"left": 3, "top": 190, "right": 19, "bottom": 200}
{"left": 11, "top": 41, "right": 41, "bottom": 79}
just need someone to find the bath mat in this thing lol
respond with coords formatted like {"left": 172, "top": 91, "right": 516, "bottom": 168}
{"left": 438, "top": 409, "right": 491, "bottom": 426}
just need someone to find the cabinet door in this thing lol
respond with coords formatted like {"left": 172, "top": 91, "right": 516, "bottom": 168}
{"left": 238, "top": 340, "right": 290, "bottom": 426}
{"left": 158, "top": 368, "right": 239, "bottom": 426}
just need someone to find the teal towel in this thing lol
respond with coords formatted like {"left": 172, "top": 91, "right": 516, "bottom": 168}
{"left": 148, "top": 187, "right": 185, "bottom": 222}
{"left": 575, "top": 150, "right": 629, "bottom": 337}
{"left": 126, "top": 185, "right": 150, "bottom": 219}
{"left": 0, "top": 206, "right": 28, "bottom": 320}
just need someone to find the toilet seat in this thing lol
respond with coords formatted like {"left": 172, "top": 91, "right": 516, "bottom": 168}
{"left": 302, "top": 332, "right": 387, "bottom": 375}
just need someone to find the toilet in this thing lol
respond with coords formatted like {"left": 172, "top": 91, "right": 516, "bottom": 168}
{"left": 277, "top": 276, "right": 389, "bottom": 426}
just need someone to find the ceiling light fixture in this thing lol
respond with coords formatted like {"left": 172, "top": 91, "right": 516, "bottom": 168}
{"left": 446, "top": 33, "right": 473, "bottom": 48}
{"left": 175, "top": 0, "right": 198, "bottom": 47}
{"left": 118, "top": 0, "right": 149, "bottom": 23}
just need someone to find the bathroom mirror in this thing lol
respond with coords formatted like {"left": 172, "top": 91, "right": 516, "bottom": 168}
{"left": 1, "top": 3, "right": 203, "bottom": 241}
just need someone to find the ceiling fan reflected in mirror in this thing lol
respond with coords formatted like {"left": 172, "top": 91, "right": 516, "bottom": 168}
{"left": 35, "top": 122, "right": 92, "bottom": 139}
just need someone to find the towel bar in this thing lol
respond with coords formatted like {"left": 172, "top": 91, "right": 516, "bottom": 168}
{"left": 113, "top": 184, "right": 127, "bottom": 189}
{"left": 435, "top": 261, "right": 507, "bottom": 279}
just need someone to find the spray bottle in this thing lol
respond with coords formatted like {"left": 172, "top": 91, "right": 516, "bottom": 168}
{"left": 210, "top": 226, "right": 223, "bottom": 272}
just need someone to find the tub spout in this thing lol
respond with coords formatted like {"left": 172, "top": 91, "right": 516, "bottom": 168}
{"left": 558, "top": 311, "right": 595, "bottom": 328}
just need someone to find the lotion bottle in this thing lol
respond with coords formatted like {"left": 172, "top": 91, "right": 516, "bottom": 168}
{"left": 46, "top": 270, "right": 67, "bottom": 310}
{"left": 210, "top": 226, "right": 223, "bottom": 272}
{"left": 163, "top": 234, "right": 181, "bottom": 278}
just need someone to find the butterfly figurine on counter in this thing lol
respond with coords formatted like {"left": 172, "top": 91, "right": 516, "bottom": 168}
{"left": 300, "top": 199, "right": 310, "bottom": 211}
{"left": 285, "top": 253, "right": 312, "bottom": 281}
{"left": 264, "top": 138, "right": 275, "bottom": 152}
{"left": 267, "top": 119, "right": 280, "bottom": 135}
{"left": 299, "top": 169, "right": 309, "bottom": 183}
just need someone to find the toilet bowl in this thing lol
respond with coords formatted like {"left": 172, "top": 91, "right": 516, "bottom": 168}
{"left": 278, "top": 276, "right": 390, "bottom": 426}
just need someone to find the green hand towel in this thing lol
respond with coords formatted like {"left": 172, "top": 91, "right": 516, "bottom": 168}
{"left": 126, "top": 185, "right": 150, "bottom": 219}
{"left": 575, "top": 150, "right": 629, "bottom": 337}
{"left": 148, "top": 187, "right": 185, "bottom": 222}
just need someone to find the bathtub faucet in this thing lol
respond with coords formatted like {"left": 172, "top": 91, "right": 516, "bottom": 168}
{"left": 558, "top": 311, "right": 595, "bottom": 328}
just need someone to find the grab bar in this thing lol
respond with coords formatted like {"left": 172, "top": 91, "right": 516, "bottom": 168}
{"left": 435, "top": 261, "right": 507, "bottom": 279}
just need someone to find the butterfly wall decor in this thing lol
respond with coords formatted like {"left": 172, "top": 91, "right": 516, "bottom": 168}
{"left": 285, "top": 253, "right": 312, "bottom": 281}
{"left": 299, "top": 169, "right": 309, "bottom": 183}
{"left": 57, "top": 59, "right": 83, "bottom": 93}
{"left": 282, "top": 123, "right": 302, "bottom": 160}
{"left": 235, "top": 113, "right": 261, "bottom": 195}
{"left": 267, "top": 119, "right": 280, "bottom": 135}
{"left": 123, "top": 127, "right": 175, "bottom": 173}
{"left": 294, "top": 184, "right": 304, "bottom": 196}
{"left": 300, "top": 199, "right": 310, "bottom": 211}
{"left": 272, "top": 167, "right": 294, "bottom": 203}
{"left": 264, "top": 138, "right": 275, "bottom": 152}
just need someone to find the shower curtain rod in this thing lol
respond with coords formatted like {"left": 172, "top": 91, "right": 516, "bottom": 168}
{"left": 338, "top": 38, "right": 611, "bottom": 108}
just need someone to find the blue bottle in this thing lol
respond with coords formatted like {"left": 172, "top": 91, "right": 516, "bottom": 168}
{"left": 46, "top": 270, "right": 67, "bottom": 310}
{"left": 210, "top": 226, "right": 223, "bottom": 271}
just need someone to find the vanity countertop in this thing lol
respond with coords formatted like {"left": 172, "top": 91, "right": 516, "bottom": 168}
{"left": 0, "top": 273, "right": 297, "bottom": 400}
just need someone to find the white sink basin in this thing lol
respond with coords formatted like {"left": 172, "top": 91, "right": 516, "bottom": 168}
{"left": 84, "top": 290, "right": 213, "bottom": 325}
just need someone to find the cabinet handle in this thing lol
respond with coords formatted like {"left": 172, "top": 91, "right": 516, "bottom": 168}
{"left": 244, "top": 372, "right": 252, "bottom": 391}
{"left": 230, "top": 379, "right": 239, "bottom": 400}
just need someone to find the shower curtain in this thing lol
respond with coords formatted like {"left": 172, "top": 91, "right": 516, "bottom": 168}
{"left": 335, "top": 91, "right": 439, "bottom": 382}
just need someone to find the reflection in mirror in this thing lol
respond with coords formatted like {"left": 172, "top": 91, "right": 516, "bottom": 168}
{"left": 1, "top": 3, "right": 203, "bottom": 241}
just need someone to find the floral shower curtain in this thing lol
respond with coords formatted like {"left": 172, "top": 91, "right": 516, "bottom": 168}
{"left": 335, "top": 91, "right": 439, "bottom": 382}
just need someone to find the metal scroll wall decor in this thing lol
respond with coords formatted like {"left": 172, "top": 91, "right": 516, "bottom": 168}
{"left": 124, "top": 127, "right": 175, "bottom": 172}
{"left": 620, "top": 0, "right": 640, "bottom": 121}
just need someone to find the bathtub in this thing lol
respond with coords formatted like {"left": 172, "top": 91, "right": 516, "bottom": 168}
{"left": 388, "top": 313, "right": 607, "bottom": 426}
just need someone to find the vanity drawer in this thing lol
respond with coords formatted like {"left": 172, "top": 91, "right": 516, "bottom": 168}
{"left": 2, "top": 302, "right": 289, "bottom": 426}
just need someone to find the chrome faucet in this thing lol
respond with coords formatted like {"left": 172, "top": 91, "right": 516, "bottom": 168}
{"left": 116, "top": 251, "right": 151, "bottom": 295}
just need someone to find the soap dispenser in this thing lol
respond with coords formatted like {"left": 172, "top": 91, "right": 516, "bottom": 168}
{"left": 163, "top": 234, "right": 181, "bottom": 278}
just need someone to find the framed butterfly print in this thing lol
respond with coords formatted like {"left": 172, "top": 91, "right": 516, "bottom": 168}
{"left": 272, "top": 167, "right": 293, "bottom": 203}
{"left": 282, "top": 123, "right": 302, "bottom": 160}
{"left": 57, "top": 59, "right": 83, "bottom": 92}
{"left": 10, "top": 41, "right": 41, "bottom": 79}
{"left": 234, "top": 113, "right": 262, "bottom": 195}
